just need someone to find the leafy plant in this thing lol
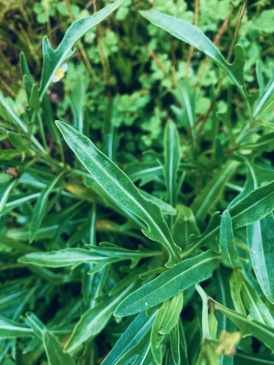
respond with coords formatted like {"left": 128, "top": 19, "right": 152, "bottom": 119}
{"left": 1, "top": 0, "right": 274, "bottom": 364}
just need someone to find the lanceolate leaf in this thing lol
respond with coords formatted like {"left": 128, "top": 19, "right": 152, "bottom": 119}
{"left": 0, "top": 317, "right": 33, "bottom": 338}
{"left": 115, "top": 250, "right": 221, "bottom": 317}
{"left": 39, "top": 0, "right": 124, "bottom": 99}
{"left": 44, "top": 331, "right": 75, "bottom": 365}
{"left": 101, "top": 311, "right": 156, "bottom": 365}
{"left": 56, "top": 121, "right": 181, "bottom": 266}
{"left": 191, "top": 160, "right": 239, "bottom": 221}
{"left": 65, "top": 281, "right": 139, "bottom": 353}
{"left": 219, "top": 210, "right": 241, "bottom": 268}
{"left": 212, "top": 299, "right": 274, "bottom": 352}
{"left": 247, "top": 213, "right": 274, "bottom": 303}
{"left": 139, "top": 10, "right": 245, "bottom": 88}
{"left": 30, "top": 172, "right": 64, "bottom": 243}
{"left": 163, "top": 120, "right": 181, "bottom": 207}
{"left": 19, "top": 245, "right": 158, "bottom": 270}
{"left": 230, "top": 180, "right": 274, "bottom": 229}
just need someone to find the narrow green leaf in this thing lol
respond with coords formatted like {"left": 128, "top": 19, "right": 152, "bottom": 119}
{"left": 44, "top": 330, "right": 75, "bottom": 365}
{"left": 39, "top": 0, "right": 124, "bottom": 99}
{"left": 139, "top": 10, "right": 245, "bottom": 88}
{"left": 101, "top": 311, "right": 156, "bottom": 365}
{"left": 169, "top": 324, "right": 181, "bottom": 365}
{"left": 219, "top": 210, "right": 241, "bottom": 268}
{"left": 172, "top": 205, "right": 200, "bottom": 249}
{"left": 186, "top": 212, "right": 221, "bottom": 255}
{"left": 114, "top": 332, "right": 154, "bottom": 365}
{"left": 158, "top": 293, "right": 184, "bottom": 335}
{"left": 56, "top": 120, "right": 181, "bottom": 266}
{"left": 0, "top": 92, "right": 45, "bottom": 153}
{"left": 19, "top": 245, "right": 158, "bottom": 270}
{"left": 247, "top": 213, "right": 274, "bottom": 303}
{"left": 172, "top": 80, "right": 195, "bottom": 139}
{"left": 0, "top": 317, "right": 33, "bottom": 338}
{"left": 0, "top": 179, "right": 17, "bottom": 213}
{"left": 191, "top": 161, "right": 239, "bottom": 221}
{"left": 150, "top": 308, "right": 165, "bottom": 365}
{"left": 212, "top": 298, "right": 274, "bottom": 352}
{"left": 115, "top": 250, "right": 221, "bottom": 316}
{"left": 235, "top": 352, "right": 274, "bottom": 365}
{"left": 163, "top": 120, "right": 181, "bottom": 207}
{"left": 65, "top": 281, "right": 138, "bottom": 353}
{"left": 230, "top": 180, "right": 274, "bottom": 229}
{"left": 30, "top": 172, "right": 64, "bottom": 242}
{"left": 241, "top": 279, "right": 274, "bottom": 327}
{"left": 8, "top": 131, "right": 29, "bottom": 152}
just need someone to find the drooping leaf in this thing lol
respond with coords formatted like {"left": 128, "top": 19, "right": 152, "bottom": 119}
{"left": 56, "top": 120, "right": 181, "bottom": 266}
{"left": 115, "top": 250, "right": 221, "bottom": 316}
{"left": 139, "top": 10, "right": 245, "bottom": 88}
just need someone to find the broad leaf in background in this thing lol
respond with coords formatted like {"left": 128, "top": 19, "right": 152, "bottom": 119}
{"left": 139, "top": 10, "right": 245, "bottom": 89}
{"left": 115, "top": 250, "right": 221, "bottom": 316}
{"left": 56, "top": 121, "right": 181, "bottom": 266}
{"left": 39, "top": 0, "right": 124, "bottom": 100}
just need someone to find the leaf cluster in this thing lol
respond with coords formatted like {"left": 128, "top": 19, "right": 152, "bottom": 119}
{"left": 1, "top": 0, "right": 274, "bottom": 364}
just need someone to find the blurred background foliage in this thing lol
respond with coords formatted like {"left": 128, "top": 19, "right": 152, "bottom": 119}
{"left": 1, "top": 0, "right": 274, "bottom": 156}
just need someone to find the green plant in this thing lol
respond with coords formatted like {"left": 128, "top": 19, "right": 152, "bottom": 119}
{"left": 1, "top": 1, "right": 274, "bottom": 364}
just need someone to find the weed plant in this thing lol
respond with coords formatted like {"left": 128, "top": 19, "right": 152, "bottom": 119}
{"left": 1, "top": 0, "right": 274, "bottom": 364}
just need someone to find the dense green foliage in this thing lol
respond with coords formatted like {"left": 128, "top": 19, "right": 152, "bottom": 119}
{"left": 1, "top": 0, "right": 274, "bottom": 364}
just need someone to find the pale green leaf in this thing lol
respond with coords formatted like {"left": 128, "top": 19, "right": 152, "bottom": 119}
{"left": 56, "top": 120, "right": 181, "bottom": 266}
{"left": 0, "top": 317, "right": 33, "bottom": 338}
